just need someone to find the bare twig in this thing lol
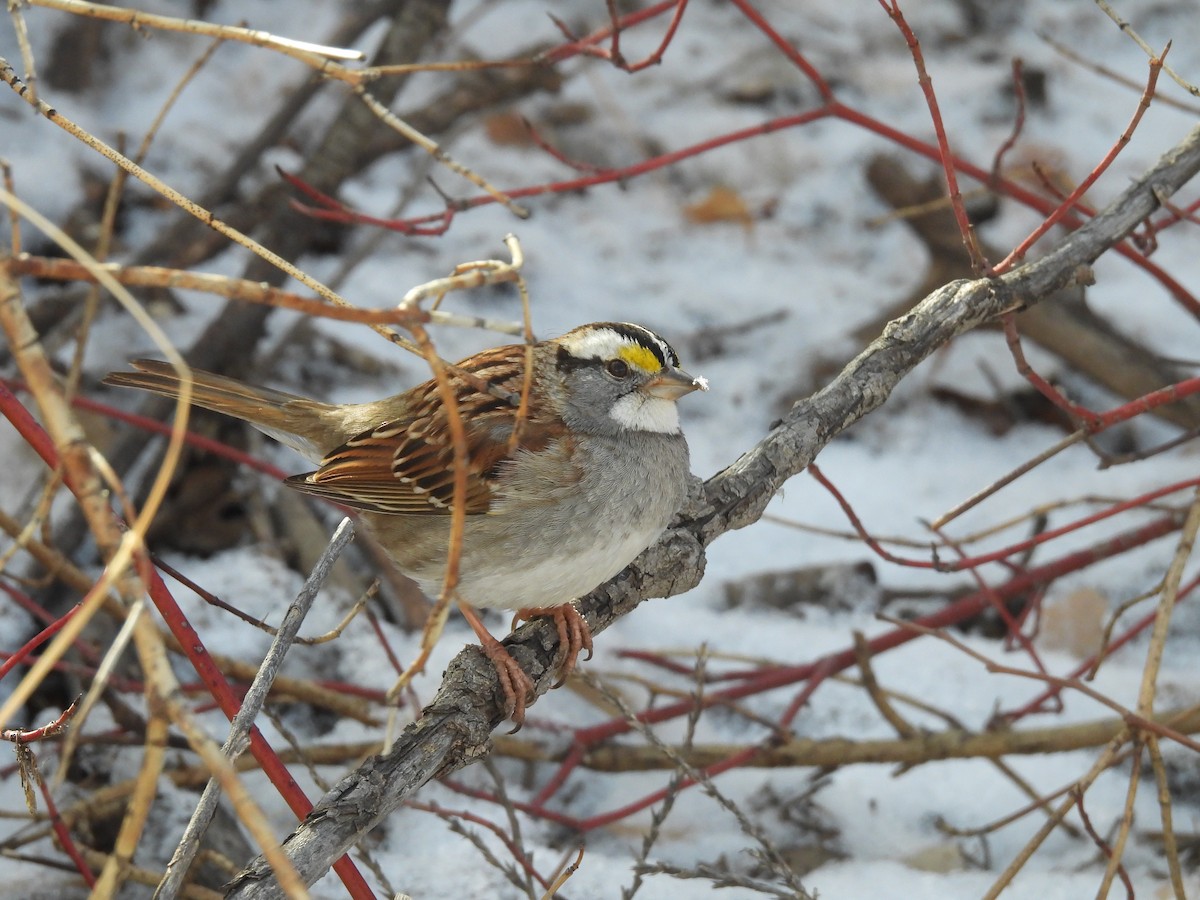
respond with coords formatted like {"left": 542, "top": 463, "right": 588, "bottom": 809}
{"left": 1094, "top": 0, "right": 1200, "bottom": 98}
{"left": 27, "top": 0, "right": 364, "bottom": 62}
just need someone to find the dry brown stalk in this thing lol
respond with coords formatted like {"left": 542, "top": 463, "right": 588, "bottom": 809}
{"left": 8, "top": 256, "right": 432, "bottom": 326}
{"left": 97, "top": 710, "right": 168, "bottom": 896}
{"left": 984, "top": 730, "right": 1126, "bottom": 899}
{"left": 1146, "top": 735, "right": 1186, "bottom": 898}
{"left": 166, "top": 741, "right": 384, "bottom": 790}
{"left": 1135, "top": 488, "right": 1200, "bottom": 716}
{"left": 78, "top": 847, "right": 225, "bottom": 900}
{"left": 381, "top": 319, "right": 475, "bottom": 720}
{"left": 175, "top": 649, "right": 380, "bottom": 726}
{"left": 28, "top": 0, "right": 364, "bottom": 65}
{"left": 490, "top": 706, "right": 1200, "bottom": 771}
{"left": 852, "top": 631, "right": 918, "bottom": 739}
{"left": 1039, "top": 29, "right": 1200, "bottom": 114}
{"left": 0, "top": 500, "right": 94, "bottom": 593}
{"left": 149, "top": 705, "right": 1200, "bottom": 787}
{"left": 1098, "top": 487, "right": 1200, "bottom": 896}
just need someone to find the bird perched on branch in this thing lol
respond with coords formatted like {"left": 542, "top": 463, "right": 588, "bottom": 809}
{"left": 105, "top": 322, "right": 707, "bottom": 725}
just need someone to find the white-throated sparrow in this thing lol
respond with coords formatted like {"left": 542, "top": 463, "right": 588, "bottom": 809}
{"left": 104, "top": 322, "right": 706, "bottom": 724}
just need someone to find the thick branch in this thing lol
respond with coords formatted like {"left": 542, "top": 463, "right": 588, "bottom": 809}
{"left": 225, "top": 121, "right": 1200, "bottom": 898}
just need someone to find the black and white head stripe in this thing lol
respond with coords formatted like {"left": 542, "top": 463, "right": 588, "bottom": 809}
{"left": 608, "top": 322, "right": 680, "bottom": 368}
{"left": 558, "top": 322, "right": 680, "bottom": 371}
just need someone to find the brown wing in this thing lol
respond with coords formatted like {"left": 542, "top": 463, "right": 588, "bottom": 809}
{"left": 284, "top": 346, "right": 563, "bottom": 515}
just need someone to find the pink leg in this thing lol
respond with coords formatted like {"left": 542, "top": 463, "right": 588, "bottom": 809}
{"left": 459, "top": 602, "right": 535, "bottom": 729}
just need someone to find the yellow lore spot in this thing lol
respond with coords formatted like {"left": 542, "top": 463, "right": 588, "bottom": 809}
{"left": 618, "top": 343, "right": 662, "bottom": 373}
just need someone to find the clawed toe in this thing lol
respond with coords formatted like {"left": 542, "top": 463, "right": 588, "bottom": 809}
{"left": 514, "top": 603, "right": 593, "bottom": 688}
{"left": 482, "top": 644, "right": 536, "bottom": 731}
{"left": 459, "top": 602, "right": 535, "bottom": 729}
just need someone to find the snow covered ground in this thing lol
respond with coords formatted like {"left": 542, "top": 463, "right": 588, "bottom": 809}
{"left": 2, "top": 1, "right": 1200, "bottom": 897}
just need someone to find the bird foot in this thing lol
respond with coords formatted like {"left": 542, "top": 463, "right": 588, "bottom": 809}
{"left": 477, "top": 637, "right": 536, "bottom": 731}
{"left": 513, "top": 603, "right": 594, "bottom": 688}
{"left": 458, "top": 602, "right": 535, "bottom": 730}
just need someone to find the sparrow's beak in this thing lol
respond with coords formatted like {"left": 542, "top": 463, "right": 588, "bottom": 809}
{"left": 642, "top": 367, "right": 709, "bottom": 400}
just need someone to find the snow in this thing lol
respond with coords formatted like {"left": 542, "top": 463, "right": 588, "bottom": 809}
{"left": 2, "top": 0, "right": 1200, "bottom": 897}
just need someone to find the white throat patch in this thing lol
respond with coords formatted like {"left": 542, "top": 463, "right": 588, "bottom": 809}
{"left": 609, "top": 393, "right": 681, "bottom": 433}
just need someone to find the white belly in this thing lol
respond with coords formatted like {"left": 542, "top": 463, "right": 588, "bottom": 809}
{"left": 421, "top": 525, "right": 660, "bottom": 611}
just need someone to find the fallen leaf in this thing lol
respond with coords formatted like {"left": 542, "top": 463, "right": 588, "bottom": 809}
{"left": 684, "top": 185, "right": 754, "bottom": 228}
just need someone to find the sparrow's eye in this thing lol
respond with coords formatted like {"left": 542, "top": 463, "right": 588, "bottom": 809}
{"left": 606, "top": 359, "right": 630, "bottom": 379}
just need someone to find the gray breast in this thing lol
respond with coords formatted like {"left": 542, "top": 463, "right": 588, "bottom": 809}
{"left": 363, "top": 432, "right": 691, "bottom": 610}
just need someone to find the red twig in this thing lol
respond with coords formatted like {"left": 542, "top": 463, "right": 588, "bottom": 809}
{"left": 834, "top": 97, "right": 1200, "bottom": 318}
{"left": 1002, "top": 318, "right": 1200, "bottom": 435}
{"left": 992, "top": 58, "right": 1028, "bottom": 188}
{"left": 602, "top": 0, "right": 688, "bottom": 73}
{"left": 280, "top": 167, "right": 458, "bottom": 236}
{"left": 613, "top": 649, "right": 761, "bottom": 682}
{"left": 995, "top": 43, "right": 1168, "bottom": 273}
{"left": 0, "top": 580, "right": 64, "bottom": 628}
{"left": 1029, "top": 159, "right": 1080, "bottom": 205}
{"left": 452, "top": 744, "right": 764, "bottom": 831}
{"left": 36, "top": 761, "right": 96, "bottom": 887}
{"left": 541, "top": 0, "right": 687, "bottom": 68}
{"left": 727, "top": 0, "right": 833, "bottom": 100}
{"left": 574, "top": 746, "right": 761, "bottom": 829}
{"left": 878, "top": 0, "right": 986, "bottom": 273}
{"left": 301, "top": 106, "right": 839, "bottom": 235}
{"left": 814, "top": 460, "right": 1196, "bottom": 573}
{"left": 0, "top": 585, "right": 110, "bottom": 674}
{"left": 1131, "top": 187, "right": 1200, "bottom": 252}
{"left": 363, "top": 605, "right": 407, "bottom": 676}
{"left": 517, "top": 116, "right": 608, "bottom": 174}
{"left": 144, "top": 561, "right": 373, "bottom": 895}
{"left": 1002, "top": 314, "right": 1096, "bottom": 427}
{"left": 2, "top": 696, "right": 79, "bottom": 743}
{"left": 2, "top": 701, "right": 93, "bottom": 885}
{"left": 941, "top": 480, "right": 1198, "bottom": 571}
{"left": 315, "top": 679, "right": 388, "bottom": 702}
{"left": 777, "top": 657, "right": 836, "bottom": 730}
{"left": 808, "top": 464, "right": 935, "bottom": 569}
{"left": 0, "top": 604, "right": 80, "bottom": 681}
{"left": 0, "top": 652, "right": 143, "bottom": 693}
{"left": 1073, "top": 784, "right": 1136, "bottom": 899}
{"left": 929, "top": 526, "right": 1050, "bottom": 679}
{"left": 1088, "top": 376, "right": 1200, "bottom": 431}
